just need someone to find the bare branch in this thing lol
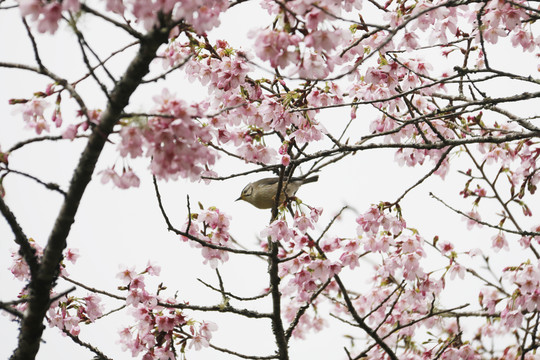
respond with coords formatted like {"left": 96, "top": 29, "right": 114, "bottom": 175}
{"left": 391, "top": 146, "right": 454, "bottom": 205}
{"left": 197, "top": 278, "right": 271, "bottom": 301}
{"left": 79, "top": 3, "right": 142, "bottom": 39}
{"left": 208, "top": 342, "right": 278, "bottom": 360}
{"left": 62, "top": 331, "right": 113, "bottom": 360}
{"left": 152, "top": 175, "right": 269, "bottom": 257}
{"left": 3, "top": 167, "right": 66, "bottom": 195}
{"left": 0, "top": 196, "right": 39, "bottom": 278}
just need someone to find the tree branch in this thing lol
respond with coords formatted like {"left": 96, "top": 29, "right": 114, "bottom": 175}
{"left": 10, "top": 24, "right": 171, "bottom": 360}
{"left": 0, "top": 196, "right": 39, "bottom": 278}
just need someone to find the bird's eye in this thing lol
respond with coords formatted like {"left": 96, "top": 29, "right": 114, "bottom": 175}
{"left": 243, "top": 186, "right": 252, "bottom": 196}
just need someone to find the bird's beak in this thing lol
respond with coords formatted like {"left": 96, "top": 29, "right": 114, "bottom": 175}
{"left": 235, "top": 196, "right": 242, "bottom": 202}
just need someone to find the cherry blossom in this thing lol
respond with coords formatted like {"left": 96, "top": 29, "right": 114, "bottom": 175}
{"left": 491, "top": 232, "right": 509, "bottom": 252}
{"left": 261, "top": 219, "right": 294, "bottom": 243}
{"left": 252, "top": 29, "right": 300, "bottom": 69}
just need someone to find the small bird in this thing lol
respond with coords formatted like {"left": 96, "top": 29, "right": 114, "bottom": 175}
{"left": 236, "top": 175, "right": 319, "bottom": 209}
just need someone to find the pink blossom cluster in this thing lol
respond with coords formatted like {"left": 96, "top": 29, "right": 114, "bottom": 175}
{"left": 100, "top": 166, "right": 141, "bottom": 189}
{"left": 278, "top": 253, "right": 341, "bottom": 338}
{"left": 8, "top": 244, "right": 102, "bottom": 336}
{"left": 180, "top": 206, "right": 232, "bottom": 268}
{"left": 9, "top": 241, "right": 42, "bottom": 282}
{"left": 16, "top": 98, "right": 51, "bottom": 135}
{"left": 260, "top": 0, "right": 363, "bottom": 19}
{"left": 186, "top": 321, "right": 218, "bottom": 350}
{"left": 282, "top": 296, "right": 328, "bottom": 339}
{"left": 120, "top": 0, "right": 228, "bottom": 33}
{"left": 327, "top": 266, "right": 452, "bottom": 359}
{"left": 319, "top": 209, "right": 465, "bottom": 356}
{"left": 47, "top": 293, "right": 104, "bottom": 336}
{"left": 114, "top": 89, "right": 217, "bottom": 183}
{"left": 252, "top": 29, "right": 301, "bottom": 69}
{"left": 253, "top": 0, "right": 361, "bottom": 77}
{"left": 174, "top": 39, "right": 252, "bottom": 96}
{"left": 254, "top": 211, "right": 330, "bottom": 302}
{"left": 164, "top": 38, "right": 256, "bottom": 111}
{"left": 257, "top": 209, "right": 352, "bottom": 338}
{"left": 393, "top": 0, "right": 536, "bottom": 55}
{"left": 502, "top": 261, "right": 540, "bottom": 318}
{"left": 18, "top": 0, "right": 228, "bottom": 34}
{"left": 116, "top": 264, "right": 215, "bottom": 359}
{"left": 331, "top": 240, "right": 490, "bottom": 360}
{"left": 215, "top": 95, "right": 327, "bottom": 163}
{"left": 159, "top": 3, "right": 360, "bottom": 167}
{"left": 356, "top": 205, "right": 406, "bottom": 237}
{"left": 10, "top": 83, "right": 104, "bottom": 139}
{"left": 462, "top": 140, "right": 539, "bottom": 247}
{"left": 9, "top": 242, "right": 78, "bottom": 281}
{"left": 482, "top": 0, "right": 538, "bottom": 51}
{"left": 262, "top": 208, "right": 322, "bottom": 243}
{"left": 166, "top": 39, "right": 281, "bottom": 164}
{"left": 283, "top": 256, "right": 341, "bottom": 296}
{"left": 163, "top": 35, "right": 335, "bottom": 165}
{"left": 144, "top": 90, "right": 216, "bottom": 181}
{"left": 18, "top": 0, "right": 80, "bottom": 33}
{"left": 62, "top": 109, "right": 102, "bottom": 140}
{"left": 507, "top": 142, "right": 539, "bottom": 199}
{"left": 348, "top": 57, "right": 454, "bottom": 178}
{"left": 353, "top": 58, "right": 430, "bottom": 109}
{"left": 10, "top": 88, "right": 65, "bottom": 135}
{"left": 404, "top": 1, "right": 461, "bottom": 45}
{"left": 361, "top": 233, "right": 427, "bottom": 282}
{"left": 470, "top": 259, "right": 540, "bottom": 351}
{"left": 334, "top": 204, "right": 538, "bottom": 359}
{"left": 117, "top": 264, "right": 160, "bottom": 310}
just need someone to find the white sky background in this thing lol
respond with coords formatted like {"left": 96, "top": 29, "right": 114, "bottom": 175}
{"left": 0, "top": 1, "right": 539, "bottom": 359}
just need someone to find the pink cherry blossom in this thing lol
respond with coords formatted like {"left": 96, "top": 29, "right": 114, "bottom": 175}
{"left": 99, "top": 167, "right": 140, "bottom": 189}
{"left": 10, "top": 250, "right": 30, "bottom": 281}
{"left": 117, "top": 266, "right": 138, "bottom": 285}
{"left": 479, "top": 288, "right": 500, "bottom": 314}
{"left": 62, "top": 124, "right": 78, "bottom": 140}
{"left": 84, "top": 294, "right": 104, "bottom": 321}
{"left": 448, "top": 263, "right": 465, "bottom": 280}
{"left": 464, "top": 211, "right": 482, "bottom": 230}
{"left": 18, "top": 0, "right": 42, "bottom": 20}
{"left": 64, "top": 248, "right": 79, "bottom": 264}
{"left": 319, "top": 237, "right": 341, "bottom": 253}
{"left": 491, "top": 232, "right": 509, "bottom": 252}
{"left": 261, "top": 220, "right": 294, "bottom": 242}
{"left": 252, "top": 29, "right": 300, "bottom": 68}
{"left": 501, "top": 308, "right": 523, "bottom": 329}
{"left": 308, "top": 259, "right": 341, "bottom": 282}
{"left": 144, "top": 261, "right": 161, "bottom": 276}
{"left": 118, "top": 126, "right": 144, "bottom": 159}
{"left": 189, "top": 333, "right": 209, "bottom": 350}
{"left": 438, "top": 240, "right": 454, "bottom": 255}
{"left": 105, "top": 0, "right": 125, "bottom": 13}
{"left": 37, "top": 2, "right": 62, "bottom": 33}
{"left": 293, "top": 212, "right": 315, "bottom": 233}
{"left": 356, "top": 206, "right": 385, "bottom": 235}
{"left": 339, "top": 251, "right": 360, "bottom": 269}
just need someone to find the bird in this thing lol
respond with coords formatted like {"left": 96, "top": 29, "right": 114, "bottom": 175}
{"left": 236, "top": 175, "right": 319, "bottom": 209}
